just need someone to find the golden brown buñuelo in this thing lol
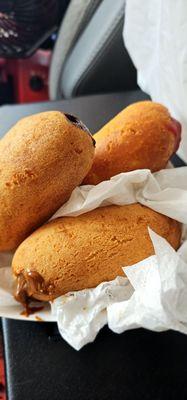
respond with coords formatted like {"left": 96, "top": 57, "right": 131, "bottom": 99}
{"left": 83, "top": 101, "right": 181, "bottom": 185}
{"left": 12, "top": 204, "right": 181, "bottom": 305}
{"left": 0, "top": 111, "right": 95, "bottom": 251}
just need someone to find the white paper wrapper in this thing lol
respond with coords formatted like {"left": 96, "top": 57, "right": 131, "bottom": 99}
{"left": 51, "top": 277, "right": 133, "bottom": 350}
{"left": 124, "top": 0, "right": 187, "bottom": 162}
{"left": 0, "top": 167, "right": 187, "bottom": 348}
{"left": 51, "top": 167, "right": 187, "bottom": 223}
{"left": 108, "top": 229, "right": 187, "bottom": 334}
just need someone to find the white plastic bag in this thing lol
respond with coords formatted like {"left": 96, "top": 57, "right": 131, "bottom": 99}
{"left": 124, "top": 0, "right": 187, "bottom": 162}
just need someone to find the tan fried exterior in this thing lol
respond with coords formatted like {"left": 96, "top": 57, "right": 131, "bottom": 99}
{"left": 84, "top": 101, "right": 178, "bottom": 184}
{"left": 12, "top": 204, "right": 181, "bottom": 302}
{"left": 0, "top": 111, "right": 95, "bottom": 251}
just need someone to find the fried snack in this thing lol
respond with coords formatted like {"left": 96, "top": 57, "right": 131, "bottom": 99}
{"left": 83, "top": 101, "right": 181, "bottom": 185}
{"left": 0, "top": 111, "right": 95, "bottom": 251}
{"left": 12, "top": 204, "right": 181, "bottom": 305}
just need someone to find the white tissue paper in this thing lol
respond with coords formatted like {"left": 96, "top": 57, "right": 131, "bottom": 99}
{"left": 0, "top": 167, "right": 187, "bottom": 349}
{"left": 124, "top": 0, "right": 187, "bottom": 162}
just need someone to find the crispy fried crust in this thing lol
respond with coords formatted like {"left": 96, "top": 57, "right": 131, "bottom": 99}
{"left": 84, "top": 101, "right": 180, "bottom": 184}
{"left": 0, "top": 111, "right": 95, "bottom": 251}
{"left": 12, "top": 204, "right": 181, "bottom": 303}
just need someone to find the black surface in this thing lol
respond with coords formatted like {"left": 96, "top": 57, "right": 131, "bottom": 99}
{"left": 3, "top": 319, "right": 187, "bottom": 400}
{"left": 0, "top": 91, "right": 186, "bottom": 400}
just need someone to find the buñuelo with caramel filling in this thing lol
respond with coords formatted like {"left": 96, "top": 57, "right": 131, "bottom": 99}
{"left": 12, "top": 203, "right": 181, "bottom": 304}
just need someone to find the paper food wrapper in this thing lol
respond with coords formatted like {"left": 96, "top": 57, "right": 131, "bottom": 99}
{"left": 0, "top": 167, "right": 187, "bottom": 349}
{"left": 124, "top": 0, "right": 187, "bottom": 163}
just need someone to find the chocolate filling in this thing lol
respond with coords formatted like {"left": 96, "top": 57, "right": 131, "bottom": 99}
{"left": 21, "top": 305, "right": 44, "bottom": 317}
{"left": 15, "top": 270, "right": 54, "bottom": 306}
{"left": 64, "top": 112, "right": 96, "bottom": 147}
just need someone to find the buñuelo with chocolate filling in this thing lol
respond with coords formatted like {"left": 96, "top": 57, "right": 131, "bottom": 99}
{"left": 0, "top": 111, "right": 95, "bottom": 252}
{"left": 10, "top": 101, "right": 182, "bottom": 307}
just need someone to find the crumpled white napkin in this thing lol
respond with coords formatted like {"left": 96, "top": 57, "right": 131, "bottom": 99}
{"left": 51, "top": 277, "right": 133, "bottom": 350}
{"left": 51, "top": 168, "right": 187, "bottom": 223}
{"left": 108, "top": 229, "right": 187, "bottom": 334}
